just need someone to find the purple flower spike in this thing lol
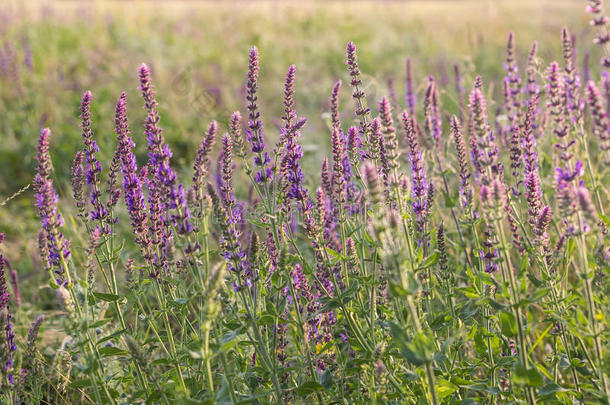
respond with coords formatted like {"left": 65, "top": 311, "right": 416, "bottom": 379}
{"left": 586, "top": 80, "right": 610, "bottom": 163}
{"left": 115, "top": 93, "right": 150, "bottom": 257}
{"left": 282, "top": 64, "right": 296, "bottom": 131}
{"left": 219, "top": 133, "right": 235, "bottom": 207}
{"left": 468, "top": 81, "right": 500, "bottom": 185}
{"left": 450, "top": 116, "right": 472, "bottom": 208}
{"left": 546, "top": 62, "right": 574, "bottom": 164}
{"left": 405, "top": 58, "right": 416, "bottom": 117}
{"left": 503, "top": 32, "right": 523, "bottom": 133}
{"left": 526, "top": 41, "right": 539, "bottom": 103}
{"left": 34, "top": 129, "right": 71, "bottom": 282}
{"left": 245, "top": 47, "right": 273, "bottom": 184}
{"left": 402, "top": 112, "right": 431, "bottom": 233}
{"left": 71, "top": 151, "right": 86, "bottom": 217}
{"left": 0, "top": 242, "right": 9, "bottom": 310}
{"left": 346, "top": 42, "right": 370, "bottom": 131}
{"left": 193, "top": 120, "right": 218, "bottom": 198}
{"left": 378, "top": 96, "right": 399, "bottom": 199}
{"left": 80, "top": 91, "right": 107, "bottom": 223}
{"left": 330, "top": 80, "right": 342, "bottom": 129}
{"left": 561, "top": 28, "right": 584, "bottom": 126}
{"left": 423, "top": 76, "right": 442, "bottom": 150}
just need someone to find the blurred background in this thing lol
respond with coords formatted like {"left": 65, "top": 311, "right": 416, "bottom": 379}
{"left": 0, "top": 0, "right": 596, "bottom": 293}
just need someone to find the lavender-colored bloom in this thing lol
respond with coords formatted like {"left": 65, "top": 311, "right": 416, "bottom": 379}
{"left": 402, "top": 112, "right": 430, "bottom": 232}
{"left": 525, "top": 170, "right": 542, "bottom": 229}
{"left": 534, "top": 205, "right": 552, "bottom": 262}
{"left": 525, "top": 41, "right": 539, "bottom": 103}
{"left": 330, "top": 80, "right": 342, "bottom": 129}
{"left": 561, "top": 28, "right": 584, "bottom": 126}
{"left": 554, "top": 164, "right": 581, "bottom": 234}
{"left": 22, "top": 314, "right": 45, "bottom": 384}
{"left": 547, "top": 62, "right": 573, "bottom": 164}
{"left": 423, "top": 76, "right": 442, "bottom": 150}
{"left": 509, "top": 125, "right": 523, "bottom": 194}
{"left": 346, "top": 126, "right": 362, "bottom": 164}
{"left": 0, "top": 248, "right": 8, "bottom": 310}
{"left": 450, "top": 116, "right": 472, "bottom": 208}
{"left": 27, "top": 314, "right": 44, "bottom": 348}
{"left": 138, "top": 64, "right": 181, "bottom": 272}
{"left": 405, "top": 58, "right": 416, "bottom": 117}
{"left": 219, "top": 134, "right": 235, "bottom": 207}
{"left": 282, "top": 64, "right": 296, "bottom": 131}
{"left": 586, "top": 80, "right": 610, "bottom": 163}
{"left": 4, "top": 310, "right": 16, "bottom": 384}
{"left": 139, "top": 64, "right": 177, "bottom": 202}
{"left": 346, "top": 42, "right": 370, "bottom": 131}
{"left": 229, "top": 111, "right": 246, "bottom": 159}
{"left": 480, "top": 223, "right": 499, "bottom": 273}
{"left": 504, "top": 32, "right": 522, "bottom": 132}
{"left": 467, "top": 76, "right": 483, "bottom": 141}
{"left": 320, "top": 158, "right": 332, "bottom": 198}
{"left": 469, "top": 82, "right": 500, "bottom": 185}
{"left": 80, "top": 91, "right": 108, "bottom": 223}
{"left": 315, "top": 187, "right": 330, "bottom": 233}
{"left": 115, "top": 93, "right": 150, "bottom": 257}
{"left": 37, "top": 229, "right": 50, "bottom": 273}
{"left": 139, "top": 64, "right": 163, "bottom": 157}
{"left": 37, "top": 179, "right": 71, "bottom": 272}
{"left": 378, "top": 96, "right": 399, "bottom": 202}
{"left": 331, "top": 128, "right": 347, "bottom": 205}
{"left": 33, "top": 127, "right": 51, "bottom": 196}
{"left": 281, "top": 121, "right": 309, "bottom": 213}
{"left": 244, "top": 47, "right": 273, "bottom": 184}
{"left": 522, "top": 96, "right": 540, "bottom": 177}
{"left": 367, "top": 118, "right": 383, "bottom": 162}
{"left": 193, "top": 120, "right": 218, "bottom": 197}
{"left": 71, "top": 151, "right": 86, "bottom": 217}
{"left": 34, "top": 129, "right": 71, "bottom": 280}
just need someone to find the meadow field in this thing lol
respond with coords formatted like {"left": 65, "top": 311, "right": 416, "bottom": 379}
{"left": 0, "top": 0, "right": 609, "bottom": 403}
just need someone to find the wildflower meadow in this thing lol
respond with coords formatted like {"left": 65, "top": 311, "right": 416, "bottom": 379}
{"left": 0, "top": 0, "right": 609, "bottom": 404}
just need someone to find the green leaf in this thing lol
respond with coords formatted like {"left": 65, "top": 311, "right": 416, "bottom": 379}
{"left": 296, "top": 381, "right": 324, "bottom": 396}
{"left": 319, "top": 369, "right": 333, "bottom": 389}
{"left": 98, "top": 347, "right": 128, "bottom": 357}
{"left": 257, "top": 314, "right": 276, "bottom": 325}
{"left": 436, "top": 379, "right": 459, "bottom": 399}
{"left": 92, "top": 292, "right": 121, "bottom": 302}
{"left": 325, "top": 247, "right": 345, "bottom": 261}
{"left": 513, "top": 362, "right": 543, "bottom": 387}
{"left": 419, "top": 253, "right": 439, "bottom": 269}
{"left": 97, "top": 329, "right": 126, "bottom": 346}
{"left": 220, "top": 329, "right": 242, "bottom": 352}
{"left": 70, "top": 378, "right": 92, "bottom": 389}
{"left": 89, "top": 318, "right": 111, "bottom": 329}
{"left": 537, "top": 383, "right": 574, "bottom": 398}
{"left": 499, "top": 311, "right": 517, "bottom": 337}
{"left": 388, "top": 281, "right": 408, "bottom": 297}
